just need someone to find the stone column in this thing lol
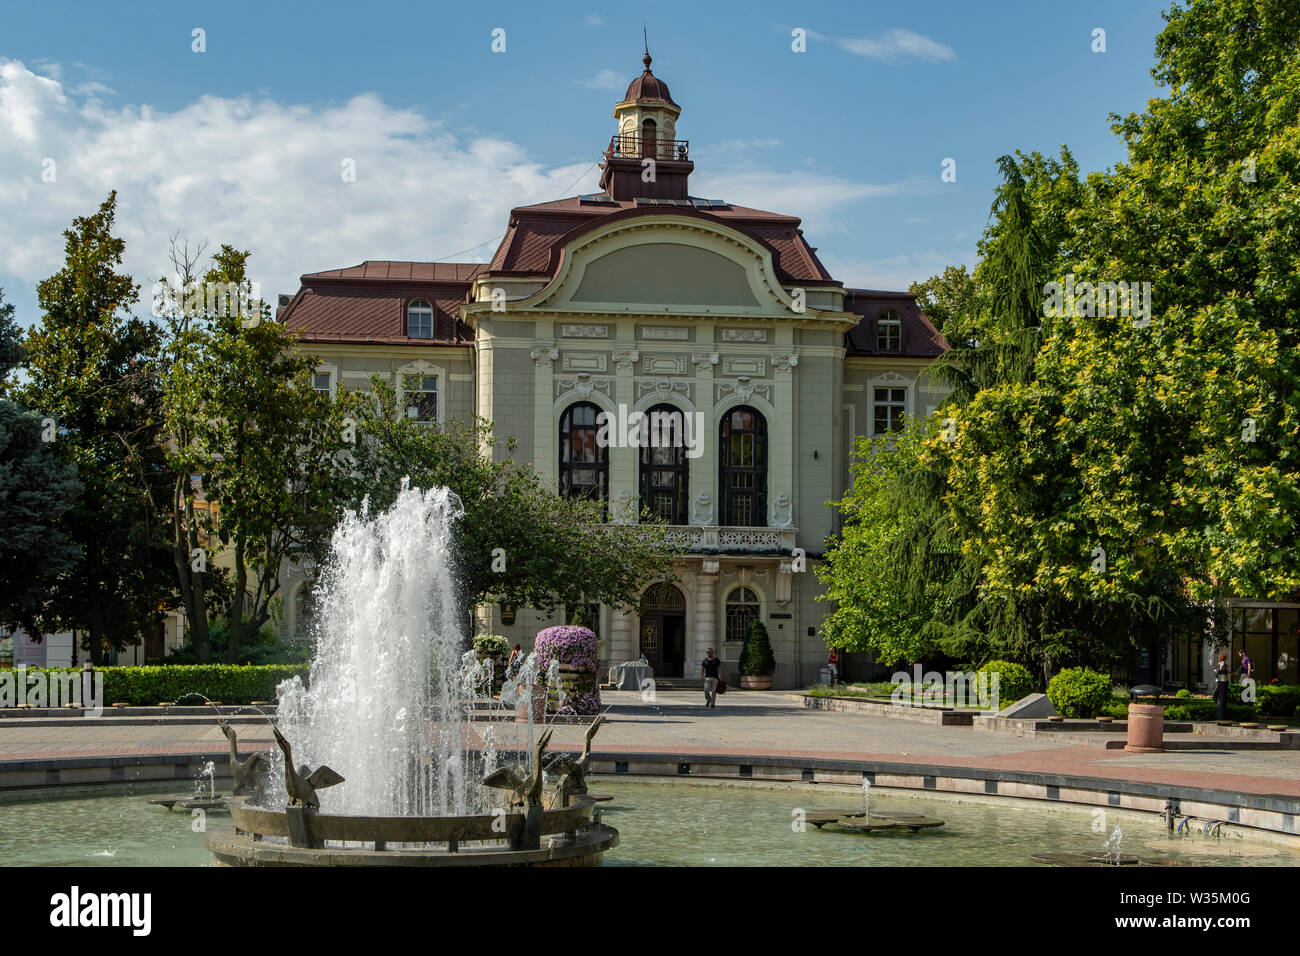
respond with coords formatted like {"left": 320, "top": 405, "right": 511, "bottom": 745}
{"left": 530, "top": 330, "right": 558, "bottom": 490}
{"left": 695, "top": 560, "right": 719, "bottom": 678}
{"left": 610, "top": 607, "right": 635, "bottom": 665}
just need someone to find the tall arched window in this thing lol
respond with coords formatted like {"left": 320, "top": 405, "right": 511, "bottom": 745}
{"left": 639, "top": 403, "right": 689, "bottom": 524}
{"left": 641, "top": 118, "right": 658, "bottom": 159}
{"left": 719, "top": 406, "right": 767, "bottom": 527}
{"left": 725, "top": 587, "right": 760, "bottom": 643}
{"left": 407, "top": 299, "right": 434, "bottom": 338}
{"left": 560, "top": 402, "right": 608, "bottom": 509}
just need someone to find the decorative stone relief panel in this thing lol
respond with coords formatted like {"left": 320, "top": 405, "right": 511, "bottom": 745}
{"left": 720, "top": 329, "right": 768, "bottom": 343}
{"left": 561, "top": 324, "right": 609, "bottom": 338}
{"left": 563, "top": 352, "right": 607, "bottom": 372}
{"left": 636, "top": 378, "right": 693, "bottom": 402}
{"left": 555, "top": 374, "right": 613, "bottom": 400}
{"left": 641, "top": 327, "right": 690, "bottom": 341}
{"left": 716, "top": 378, "right": 772, "bottom": 404}
{"left": 724, "top": 356, "right": 765, "bottom": 376}
{"left": 643, "top": 355, "right": 686, "bottom": 375}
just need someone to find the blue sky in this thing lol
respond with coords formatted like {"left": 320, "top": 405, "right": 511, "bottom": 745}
{"left": 1, "top": 0, "right": 1175, "bottom": 325}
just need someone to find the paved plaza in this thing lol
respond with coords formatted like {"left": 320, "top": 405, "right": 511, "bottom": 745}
{"left": 2, "top": 690, "right": 1298, "bottom": 799}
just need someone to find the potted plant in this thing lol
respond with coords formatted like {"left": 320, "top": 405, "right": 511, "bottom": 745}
{"left": 739, "top": 619, "right": 775, "bottom": 690}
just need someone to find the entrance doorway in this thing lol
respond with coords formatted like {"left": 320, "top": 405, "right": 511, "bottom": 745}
{"left": 641, "top": 583, "right": 686, "bottom": 678}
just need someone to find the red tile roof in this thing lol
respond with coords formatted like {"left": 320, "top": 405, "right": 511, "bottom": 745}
{"left": 484, "top": 198, "right": 838, "bottom": 284}
{"left": 278, "top": 262, "right": 477, "bottom": 345}
{"left": 843, "top": 289, "right": 949, "bottom": 358}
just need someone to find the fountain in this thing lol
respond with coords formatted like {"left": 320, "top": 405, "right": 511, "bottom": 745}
{"left": 204, "top": 482, "right": 618, "bottom": 866}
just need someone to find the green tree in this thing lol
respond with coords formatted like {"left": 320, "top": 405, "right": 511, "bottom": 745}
{"left": 167, "top": 245, "right": 362, "bottom": 663}
{"left": 348, "top": 379, "right": 676, "bottom": 622}
{"left": 19, "top": 194, "right": 175, "bottom": 663}
{"left": 908, "top": 264, "right": 976, "bottom": 337}
{"left": 0, "top": 287, "right": 82, "bottom": 634}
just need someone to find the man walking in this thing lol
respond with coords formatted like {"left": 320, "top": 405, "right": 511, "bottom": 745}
{"left": 701, "top": 648, "right": 722, "bottom": 709}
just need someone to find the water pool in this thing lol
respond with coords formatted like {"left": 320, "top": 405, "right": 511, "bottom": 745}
{"left": 1, "top": 780, "right": 1295, "bottom": 867}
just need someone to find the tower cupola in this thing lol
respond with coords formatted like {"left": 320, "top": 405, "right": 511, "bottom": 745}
{"left": 599, "top": 49, "right": 693, "bottom": 201}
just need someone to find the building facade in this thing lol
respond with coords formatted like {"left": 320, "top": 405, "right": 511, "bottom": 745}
{"left": 274, "top": 54, "right": 950, "bottom": 687}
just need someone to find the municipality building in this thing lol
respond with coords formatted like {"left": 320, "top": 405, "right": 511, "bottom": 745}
{"left": 275, "top": 54, "right": 950, "bottom": 687}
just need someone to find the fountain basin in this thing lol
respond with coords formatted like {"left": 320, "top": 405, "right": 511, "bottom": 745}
{"left": 205, "top": 795, "right": 618, "bottom": 867}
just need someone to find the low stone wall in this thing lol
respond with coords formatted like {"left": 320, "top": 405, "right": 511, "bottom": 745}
{"left": 793, "top": 693, "right": 977, "bottom": 726}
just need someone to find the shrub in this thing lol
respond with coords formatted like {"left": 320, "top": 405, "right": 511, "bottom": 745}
{"left": 1047, "top": 667, "right": 1113, "bottom": 718}
{"left": 976, "top": 660, "right": 1034, "bottom": 707}
{"left": 1175, "top": 688, "right": 1192, "bottom": 699}
{"left": 1100, "top": 700, "right": 1130, "bottom": 718}
{"left": 534, "top": 625, "right": 600, "bottom": 716}
{"left": 1256, "top": 684, "right": 1300, "bottom": 717}
{"left": 3, "top": 665, "right": 310, "bottom": 706}
{"left": 739, "top": 619, "right": 775, "bottom": 677}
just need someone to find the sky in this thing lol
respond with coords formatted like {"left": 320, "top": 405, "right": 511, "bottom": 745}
{"left": 0, "top": 0, "right": 1176, "bottom": 327}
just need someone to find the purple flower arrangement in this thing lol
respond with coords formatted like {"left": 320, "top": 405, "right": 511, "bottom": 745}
{"left": 534, "top": 625, "right": 600, "bottom": 715}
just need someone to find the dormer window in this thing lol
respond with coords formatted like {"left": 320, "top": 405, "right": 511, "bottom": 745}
{"left": 408, "top": 299, "right": 434, "bottom": 338}
{"left": 877, "top": 309, "right": 902, "bottom": 351}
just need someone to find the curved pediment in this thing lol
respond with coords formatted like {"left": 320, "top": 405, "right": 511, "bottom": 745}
{"left": 524, "top": 214, "right": 799, "bottom": 316}
{"left": 571, "top": 242, "right": 758, "bottom": 307}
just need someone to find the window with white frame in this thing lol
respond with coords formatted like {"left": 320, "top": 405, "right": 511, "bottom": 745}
{"left": 311, "top": 371, "right": 332, "bottom": 393}
{"left": 403, "top": 374, "right": 438, "bottom": 423}
{"left": 873, "top": 387, "right": 907, "bottom": 434}
{"left": 408, "top": 299, "right": 435, "bottom": 339}
{"left": 877, "top": 309, "right": 902, "bottom": 351}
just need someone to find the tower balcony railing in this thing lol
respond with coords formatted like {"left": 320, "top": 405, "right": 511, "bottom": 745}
{"left": 662, "top": 525, "right": 796, "bottom": 554}
{"left": 605, "top": 135, "right": 690, "bottom": 162}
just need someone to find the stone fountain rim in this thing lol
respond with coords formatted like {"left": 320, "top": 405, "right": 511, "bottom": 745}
{"left": 227, "top": 794, "right": 597, "bottom": 843}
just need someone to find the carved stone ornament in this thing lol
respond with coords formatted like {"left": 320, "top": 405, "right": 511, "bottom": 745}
{"left": 691, "top": 351, "right": 720, "bottom": 370}
{"left": 771, "top": 493, "right": 794, "bottom": 528}
{"left": 612, "top": 349, "right": 641, "bottom": 370}
{"left": 530, "top": 347, "right": 560, "bottom": 368}
{"left": 692, "top": 492, "right": 715, "bottom": 526}
{"left": 772, "top": 353, "right": 800, "bottom": 373}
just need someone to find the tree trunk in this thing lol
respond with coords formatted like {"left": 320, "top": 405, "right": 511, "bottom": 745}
{"left": 225, "top": 537, "right": 247, "bottom": 664}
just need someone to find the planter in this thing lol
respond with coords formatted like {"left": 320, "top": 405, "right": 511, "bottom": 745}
{"left": 1125, "top": 702, "right": 1165, "bottom": 753}
{"left": 740, "top": 675, "right": 773, "bottom": 691}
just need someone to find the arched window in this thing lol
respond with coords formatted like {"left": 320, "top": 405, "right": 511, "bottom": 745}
{"left": 559, "top": 402, "right": 608, "bottom": 508}
{"left": 725, "top": 587, "right": 760, "bottom": 643}
{"left": 408, "top": 299, "right": 434, "bottom": 338}
{"left": 719, "top": 406, "right": 767, "bottom": 527}
{"left": 639, "top": 403, "right": 689, "bottom": 524}
{"left": 641, "top": 118, "right": 658, "bottom": 159}
{"left": 876, "top": 308, "right": 902, "bottom": 351}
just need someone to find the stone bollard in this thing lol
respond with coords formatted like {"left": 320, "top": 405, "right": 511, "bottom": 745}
{"left": 1124, "top": 702, "right": 1165, "bottom": 753}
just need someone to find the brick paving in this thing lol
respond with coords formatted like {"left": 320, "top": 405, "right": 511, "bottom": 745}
{"left": 2, "top": 690, "right": 1298, "bottom": 798}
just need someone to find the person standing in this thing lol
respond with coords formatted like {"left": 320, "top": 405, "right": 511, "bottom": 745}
{"left": 506, "top": 643, "right": 523, "bottom": 679}
{"left": 1215, "top": 652, "right": 1230, "bottom": 720}
{"left": 1238, "top": 649, "right": 1253, "bottom": 682}
{"left": 701, "top": 648, "right": 722, "bottom": 709}
{"left": 827, "top": 648, "right": 840, "bottom": 686}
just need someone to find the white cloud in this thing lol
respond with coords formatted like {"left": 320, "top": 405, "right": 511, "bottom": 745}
{"left": 585, "top": 14, "right": 602, "bottom": 26}
{"left": 0, "top": 58, "right": 598, "bottom": 315}
{"left": 836, "top": 28, "right": 955, "bottom": 62}
{"left": 819, "top": 248, "right": 973, "bottom": 293}
{"left": 580, "top": 69, "right": 625, "bottom": 91}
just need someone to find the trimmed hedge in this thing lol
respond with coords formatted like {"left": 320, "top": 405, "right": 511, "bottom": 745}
{"left": 1047, "top": 667, "right": 1113, "bottom": 718}
{"left": 3, "top": 665, "right": 309, "bottom": 706}
{"left": 976, "top": 660, "right": 1034, "bottom": 706}
{"left": 1256, "top": 684, "right": 1300, "bottom": 717}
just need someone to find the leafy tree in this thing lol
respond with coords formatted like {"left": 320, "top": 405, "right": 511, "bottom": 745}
{"left": 0, "top": 287, "right": 82, "bottom": 634}
{"left": 18, "top": 194, "right": 175, "bottom": 663}
{"left": 908, "top": 265, "right": 976, "bottom": 337}
{"left": 347, "top": 379, "right": 677, "bottom": 622}
{"left": 166, "top": 245, "right": 362, "bottom": 663}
